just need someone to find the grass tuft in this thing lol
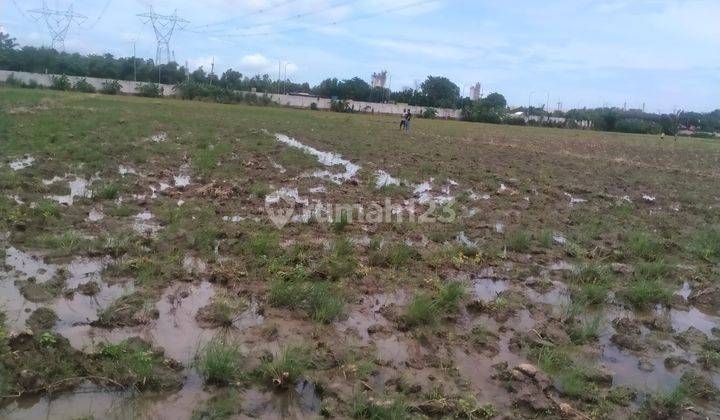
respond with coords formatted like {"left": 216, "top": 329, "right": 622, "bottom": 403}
{"left": 258, "top": 345, "right": 312, "bottom": 388}
{"left": 196, "top": 335, "right": 244, "bottom": 385}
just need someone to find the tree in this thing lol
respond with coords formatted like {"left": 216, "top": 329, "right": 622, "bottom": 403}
{"left": 420, "top": 76, "right": 460, "bottom": 109}
{"left": 0, "top": 32, "right": 18, "bottom": 66}
{"left": 480, "top": 93, "right": 507, "bottom": 110}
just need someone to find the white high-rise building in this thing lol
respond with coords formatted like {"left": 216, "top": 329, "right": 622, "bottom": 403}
{"left": 371, "top": 71, "right": 388, "bottom": 88}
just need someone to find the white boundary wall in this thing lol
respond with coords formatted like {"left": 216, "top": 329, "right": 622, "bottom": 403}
{"left": 0, "top": 70, "right": 176, "bottom": 96}
{"left": 262, "top": 92, "right": 462, "bottom": 119}
{"left": 0, "top": 70, "right": 462, "bottom": 118}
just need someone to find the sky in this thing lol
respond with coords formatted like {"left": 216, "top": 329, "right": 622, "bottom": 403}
{"left": 1, "top": 0, "right": 718, "bottom": 112}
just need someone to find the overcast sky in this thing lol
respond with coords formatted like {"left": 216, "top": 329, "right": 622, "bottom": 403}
{"left": 2, "top": 0, "right": 718, "bottom": 112}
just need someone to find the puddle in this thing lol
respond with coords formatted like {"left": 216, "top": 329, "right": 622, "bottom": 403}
{"left": 88, "top": 208, "right": 105, "bottom": 222}
{"left": 9, "top": 156, "right": 35, "bottom": 171}
{"left": 336, "top": 290, "right": 409, "bottom": 342}
{"left": 413, "top": 178, "right": 455, "bottom": 205}
{"left": 47, "top": 177, "right": 95, "bottom": 206}
{"left": 667, "top": 307, "right": 720, "bottom": 336}
{"left": 553, "top": 233, "right": 567, "bottom": 245}
{"left": 549, "top": 261, "right": 574, "bottom": 271}
{"left": 1, "top": 375, "right": 209, "bottom": 420}
{"left": 526, "top": 282, "right": 571, "bottom": 307}
{"left": 494, "top": 223, "right": 505, "bottom": 233}
{"left": 65, "top": 282, "right": 216, "bottom": 364}
{"left": 472, "top": 277, "right": 510, "bottom": 302}
{"left": 375, "top": 170, "right": 401, "bottom": 188}
{"left": 118, "top": 165, "right": 137, "bottom": 176}
{"left": 242, "top": 383, "right": 321, "bottom": 419}
{"left": 222, "top": 215, "right": 246, "bottom": 222}
{"left": 564, "top": 192, "right": 587, "bottom": 205}
{"left": 4, "top": 246, "right": 59, "bottom": 283}
{"left": 132, "top": 211, "right": 162, "bottom": 236}
{"left": 675, "top": 282, "right": 692, "bottom": 299}
{"left": 265, "top": 188, "right": 308, "bottom": 206}
{"left": 183, "top": 255, "right": 207, "bottom": 275}
{"left": 642, "top": 194, "right": 656, "bottom": 203}
{"left": 174, "top": 175, "right": 190, "bottom": 188}
{"left": 269, "top": 159, "right": 287, "bottom": 174}
{"left": 275, "top": 134, "right": 360, "bottom": 184}
{"left": 308, "top": 186, "right": 326, "bottom": 194}
{"left": 469, "top": 191, "right": 491, "bottom": 201}
{"left": 147, "top": 132, "right": 168, "bottom": 142}
{"left": 457, "top": 232, "right": 478, "bottom": 248}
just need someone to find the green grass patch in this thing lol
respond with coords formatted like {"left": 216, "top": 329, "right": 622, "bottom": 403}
{"left": 196, "top": 335, "right": 245, "bottom": 385}
{"left": 258, "top": 344, "right": 313, "bottom": 388}
{"left": 625, "top": 231, "right": 665, "bottom": 261}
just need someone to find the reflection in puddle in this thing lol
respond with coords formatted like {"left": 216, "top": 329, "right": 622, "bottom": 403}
{"left": 46, "top": 177, "right": 94, "bottom": 206}
{"left": 276, "top": 134, "right": 360, "bottom": 184}
{"left": 4, "top": 246, "right": 58, "bottom": 283}
{"left": 375, "top": 170, "right": 401, "bottom": 188}
{"left": 9, "top": 156, "right": 35, "bottom": 171}
{"left": 472, "top": 277, "right": 510, "bottom": 302}
{"left": 132, "top": 211, "right": 162, "bottom": 236}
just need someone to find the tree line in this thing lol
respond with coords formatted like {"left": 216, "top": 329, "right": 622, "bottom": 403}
{"left": 2, "top": 32, "right": 718, "bottom": 135}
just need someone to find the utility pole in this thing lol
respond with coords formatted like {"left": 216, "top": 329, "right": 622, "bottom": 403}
{"left": 210, "top": 57, "right": 215, "bottom": 86}
{"left": 528, "top": 91, "right": 535, "bottom": 116}
{"left": 137, "top": 7, "right": 189, "bottom": 65}
{"left": 283, "top": 62, "right": 290, "bottom": 94}
{"left": 28, "top": 1, "right": 87, "bottom": 50}
{"left": 132, "top": 39, "right": 137, "bottom": 82}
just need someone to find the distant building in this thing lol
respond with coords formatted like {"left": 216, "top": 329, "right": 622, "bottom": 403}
{"left": 371, "top": 71, "right": 388, "bottom": 89}
{"left": 469, "top": 83, "right": 482, "bottom": 101}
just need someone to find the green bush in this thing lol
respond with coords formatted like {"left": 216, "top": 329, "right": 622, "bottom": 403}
{"left": 100, "top": 80, "right": 122, "bottom": 95}
{"left": 73, "top": 78, "right": 96, "bottom": 93}
{"left": 137, "top": 82, "right": 162, "bottom": 98}
{"left": 422, "top": 108, "right": 438, "bottom": 119}
{"left": 50, "top": 75, "right": 71, "bottom": 91}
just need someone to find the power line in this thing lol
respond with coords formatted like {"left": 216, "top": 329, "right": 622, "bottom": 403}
{"left": 80, "top": 0, "right": 112, "bottom": 30}
{"left": 9, "top": 0, "right": 33, "bottom": 22}
{"left": 190, "top": 0, "right": 359, "bottom": 35}
{"left": 138, "top": 7, "right": 190, "bottom": 64}
{"left": 27, "top": 1, "right": 87, "bottom": 50}
{"left": 213, "top": 0, "right": 436, "bottom": 38}
{"left": 187, "top": 0, "right": 300, "bottom": 32}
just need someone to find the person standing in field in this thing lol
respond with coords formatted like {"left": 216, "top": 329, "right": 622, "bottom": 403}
{"left": 400, "top": 109, "right": 407, "bottom": 131}
{"left": 404, "top": 109, "right": 412, "bottom": 133}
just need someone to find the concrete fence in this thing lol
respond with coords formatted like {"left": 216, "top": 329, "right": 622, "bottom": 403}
{"left": 0, "top": 69, "right": 463, "bottom": 119}
{"left": 0, "top": 70, "right": 176, "bottom": 96}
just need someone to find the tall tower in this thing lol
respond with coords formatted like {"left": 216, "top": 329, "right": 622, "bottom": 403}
{"left": 137, "top": 7, "right": 189, "bottom": 64}
{"left": 28, "top": 1, "right": 87, "bottom": 50}
{"left": 371, "top": 71, "right": 388, "bottom": 89}
{"left": 469, "top": 83, "right": 482, "bottom": 101}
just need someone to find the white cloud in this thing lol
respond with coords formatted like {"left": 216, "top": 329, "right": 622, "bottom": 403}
{"left": 236, "top": 53, "right": 297, "bottom": 76}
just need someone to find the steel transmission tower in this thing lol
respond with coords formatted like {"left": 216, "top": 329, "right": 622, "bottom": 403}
{"left": 28, "top": 1, "right": 87, "bottom": 50}
{"left": 137, "top": 7, "right": 189, "bottom": 64}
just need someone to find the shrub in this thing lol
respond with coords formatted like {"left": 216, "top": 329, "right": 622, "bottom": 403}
{"left": 330, "top": 99, "right": 352, "bottom": 113}
{"left": 100, "top": 80, "right": 122, "bottom": 95}
{"left": 73, "top": 78, "right": 96, "bottom": 93}
{"left": 137, "top": 82, "right": 162, "bottom": 98}
{"left": 422, "top": 108, "right": 438, "bottom": 119}
{"left": 50, "top": 75, "right": 71, "bottom": 91}
{"left": 310, "top": 102, "right": 318, "bottom": 110}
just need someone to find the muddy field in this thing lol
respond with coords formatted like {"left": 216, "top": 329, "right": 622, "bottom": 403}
{"left": 0, "top": 86, "right": 719, "bottom": 419}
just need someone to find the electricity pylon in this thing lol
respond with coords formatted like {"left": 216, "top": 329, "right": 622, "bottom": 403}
{"left": 28, "top": 1, "right": 87, "bottom": 50}
{"left": 137, "top": 7, "right": 189, "bottom": 65}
